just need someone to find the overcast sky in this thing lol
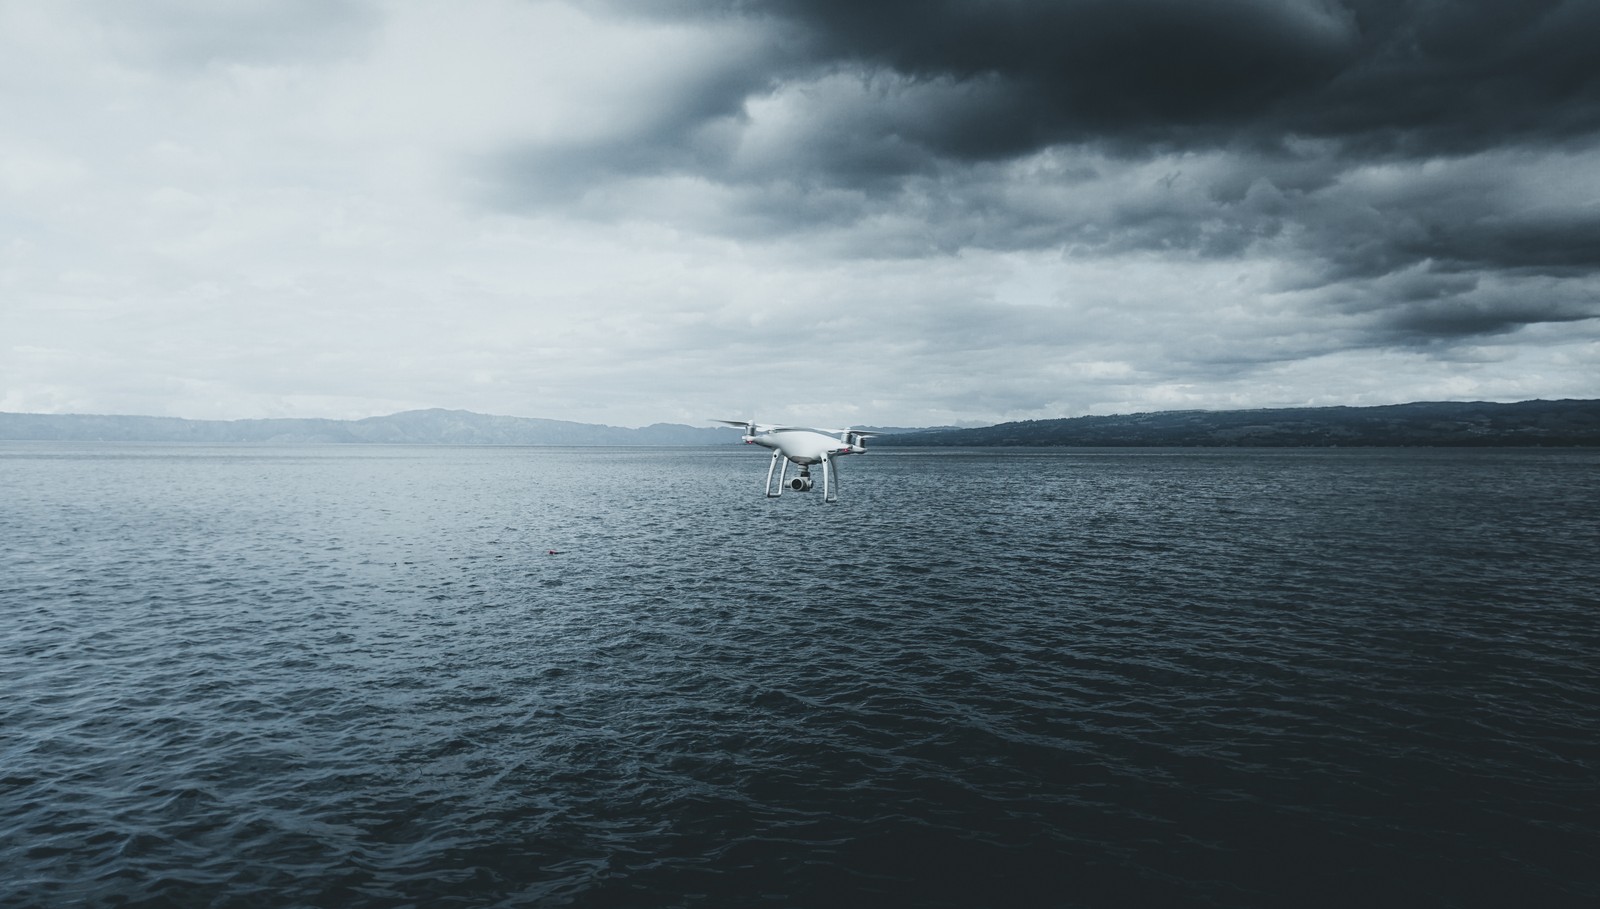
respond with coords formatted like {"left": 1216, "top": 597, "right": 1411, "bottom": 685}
{"left": 3, "top": 0, "right": 1598, "bottom": 428}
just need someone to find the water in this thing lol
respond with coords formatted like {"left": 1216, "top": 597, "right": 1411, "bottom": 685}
{"left": 3, "top": 443, "right": 1597, "bottom": 907}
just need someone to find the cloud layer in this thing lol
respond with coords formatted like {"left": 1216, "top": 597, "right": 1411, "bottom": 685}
{"left": 3, "top": 0, "right": 1597, "bottom": 426}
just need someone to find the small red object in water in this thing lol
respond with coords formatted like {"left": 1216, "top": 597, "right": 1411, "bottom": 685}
{"left": 547, "top": 550, "right": 559, "bottom": 555}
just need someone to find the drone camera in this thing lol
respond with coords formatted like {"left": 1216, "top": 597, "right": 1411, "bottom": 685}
{"left": 788, "top": 476, "right": 814, "bottom": 492}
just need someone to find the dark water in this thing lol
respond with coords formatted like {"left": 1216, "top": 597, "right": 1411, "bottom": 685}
{"left": 3, "top": 443, "right": 1598, "bottom": 908}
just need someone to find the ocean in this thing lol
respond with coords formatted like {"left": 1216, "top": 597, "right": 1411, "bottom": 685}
{"left": 3, "top": 443, "right": 1597, "bottom": 907}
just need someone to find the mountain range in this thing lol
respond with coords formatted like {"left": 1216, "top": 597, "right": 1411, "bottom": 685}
{"left": 2, "top": 400, "right": 1597, "bottom": 447}
{"left": 869, "top": 399, "right": 1600, "bottom": 447}
{"left": 0, "top": 408, "right": 730, "bottom": 446}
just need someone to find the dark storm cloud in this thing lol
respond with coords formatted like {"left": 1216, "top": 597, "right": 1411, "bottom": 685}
{"left": 1382, "top": 295, "right": 1595, "bottom": 341}
{"left": 612, "top": 0, "right": 1600, "bottom": 161}
{"left": 488, "top": 0, "right": 1600, "bottom": 353}
{"left": 532, "top": 0, "right": 1600, "bottom": 225}
{"left": 1400, "top": 210, "right": 1600, "bottom": 275}
{"left": 742, "top": 0, "right": 1355, "bottom": 157}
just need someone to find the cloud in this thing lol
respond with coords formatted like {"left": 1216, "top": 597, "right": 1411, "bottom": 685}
{"left": 86, "top": 0, "right": 379, "bottom": 70}
{"left": 737, "top": 0, "right": 1597, "bottom": 156}
{"left": 570, "top": 1, "right": 1599, "bottom": 170}
{"left": 2, "top": 1, "right": 1597, "bottom": 426}
{"left": 484, "top": 3, "right": 1600, "bottom": 288}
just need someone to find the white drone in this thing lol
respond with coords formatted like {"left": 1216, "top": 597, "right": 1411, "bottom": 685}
{"left": 712, "top": 420, "right": 878, "bottom": 502}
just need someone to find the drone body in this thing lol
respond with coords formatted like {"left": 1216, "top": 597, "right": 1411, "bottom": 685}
{"left": 712, "top": 420, "right": 876, "bottom": 503}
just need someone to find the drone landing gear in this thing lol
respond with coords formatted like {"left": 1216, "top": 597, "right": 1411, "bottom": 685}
{"left": 764, "top": 452, "right": 838, "bottom": 503}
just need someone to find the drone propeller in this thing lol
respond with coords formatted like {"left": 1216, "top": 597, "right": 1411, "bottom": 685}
{"left": 712, "top": 419, "right": 769, "bottom": 434}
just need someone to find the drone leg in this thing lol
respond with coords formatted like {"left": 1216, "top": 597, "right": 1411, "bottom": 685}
{"left": 766, "top": 451, "right": 784, "bottom": 497}
{"left": 821, "top": 454, "right": 836, "bottom": 503}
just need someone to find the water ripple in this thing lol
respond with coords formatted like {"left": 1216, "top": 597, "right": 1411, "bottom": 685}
{"left": 2, "top": 444, "right": 1598, "bottom": 907}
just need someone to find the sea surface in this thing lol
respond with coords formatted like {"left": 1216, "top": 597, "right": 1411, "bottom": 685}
{"left": 3, "top": 443, "right": 1598, "bottom": 908}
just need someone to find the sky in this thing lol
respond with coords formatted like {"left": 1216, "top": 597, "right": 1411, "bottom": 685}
{"left": 2, "top": 0, "right": 1598, "bottom": 429}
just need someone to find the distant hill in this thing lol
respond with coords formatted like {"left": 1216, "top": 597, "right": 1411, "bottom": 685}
{"left": 0, "top": 409, "right": 735, "bottom": 446}
{"left": 872, "top": 400, "right": 1600, "bottom": 447}
{"left": 5, "top": 400, "right": 1598, "bottom": 446}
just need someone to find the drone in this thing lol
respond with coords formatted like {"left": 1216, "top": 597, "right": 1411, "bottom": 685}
{"left": 712, "top": 420, "right": 878, "bottom": 502}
